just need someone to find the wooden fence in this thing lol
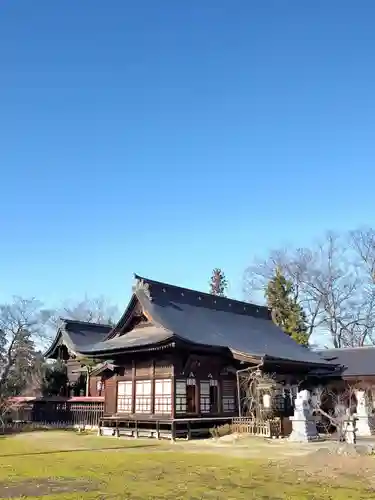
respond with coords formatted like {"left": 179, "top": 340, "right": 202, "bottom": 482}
{"left": 2, "top": 399, "right": 104, "bottom": 433}
{"left": 232, "top": 417, "right": 282, "bottom": 438}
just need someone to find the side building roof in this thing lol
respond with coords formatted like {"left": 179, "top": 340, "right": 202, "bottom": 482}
{"left": 317, "top": 346, "right": 375, "bottom": 377}
{"left": 76, "top": 274, "right": 334, "bottom": 368}
{"left": 44, "top": 319, "right": 112, "bottom": 358}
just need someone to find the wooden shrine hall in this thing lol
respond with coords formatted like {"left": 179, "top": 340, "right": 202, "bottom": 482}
{"left": 44, "top": 274, "right": 337, "bottom": 439}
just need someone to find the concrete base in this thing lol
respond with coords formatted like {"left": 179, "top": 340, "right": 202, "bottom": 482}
{"left": 288, "top": 418, "right": 319, "bottom": 442}
{"left": 100, "top": 427, "right": 117, "bottom": 437}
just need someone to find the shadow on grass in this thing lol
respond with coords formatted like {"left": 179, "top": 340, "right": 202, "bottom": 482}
{"left": 0, "top": 442, "right": 160, "bottom": 458}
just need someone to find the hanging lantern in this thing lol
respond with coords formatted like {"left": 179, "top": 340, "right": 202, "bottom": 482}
{"left": 256, "top": 377, "right": 275, "bottom": 390}
{"left": 263, "top": 393, "right": 271, "bottom": 409}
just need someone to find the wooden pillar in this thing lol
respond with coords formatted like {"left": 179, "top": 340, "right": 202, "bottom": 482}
{"left": 195, "top": 378, "right": 200, "bottom": 414}
{"left": 218, "top": 379, "right": 222, "bottom": 414}
{"left": 171, "top": 375, "right": 176, "bottom": 418}
{"left": 156, "top": 421, "right": 160, "bottom": 439}
{"left": 131, "top": 360, "right": 136, "bottom": 414}
{"left": 236, "top": 372, "right": 241, "bottom": 417}
{"left": 151, "top": 360, "right": 155, "bottom": 414}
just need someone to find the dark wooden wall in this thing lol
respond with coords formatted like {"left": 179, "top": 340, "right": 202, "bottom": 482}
{"left": 89, "top": 376, "right": 105, "bottom": 397}
{"left": 101, "top": 349, "right": 238, "bottom": 419}
{"left": 104, "top": 375, "right": 117, "bottom": 414}
{"left": 66, "top": 359, "right": 82, "bottom": 384}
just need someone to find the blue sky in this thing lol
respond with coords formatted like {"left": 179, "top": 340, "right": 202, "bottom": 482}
{"left": 0, "top": 0, "right": 374, "bottom": 310}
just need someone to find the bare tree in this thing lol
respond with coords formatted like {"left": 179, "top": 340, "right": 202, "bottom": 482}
{"left": 244, "top": 228, "right": 375, "bottom": 347}
{"left": 47, "top": 295, "right": 119, "bottom": 396}
{"left": 238, "top": 368, "right": 279, "bottom": 419}
{"left": 51, "top": 295, "right": 120, "bottom": 328}
{"left": 0, "top": 297, "right": 51, "bottom": 400}
{"left": 350, "top": 227, "right": 375, "bottom": 281}
{"left": 311, "top": 384, "right": 361, "bottom": 441}
{"left": 244, "top": 246, "right": 324, "bottom": 340}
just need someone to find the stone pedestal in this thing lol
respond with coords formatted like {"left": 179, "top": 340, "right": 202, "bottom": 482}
{"left": 355, "top": 390, "right": 372, "bottom": 437}
{"left": 288, "top": 389, "right": 319, "bottom": 442}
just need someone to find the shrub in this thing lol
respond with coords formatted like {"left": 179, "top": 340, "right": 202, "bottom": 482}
{"left": 209, "top": 423, "right": 232, "bottom": 438}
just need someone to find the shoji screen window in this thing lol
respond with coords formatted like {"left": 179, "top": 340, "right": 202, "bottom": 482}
{"left": 135, "top": 380, "right": 152, "bottom": 413}
{"left": 154, "top": 379, "right": 172, "bottom": 414}
{"left": 117, "top": 381, "right": 133, "bottom": 413}
{"left": 175, "top": 380, "right": 187, "bottom": 414}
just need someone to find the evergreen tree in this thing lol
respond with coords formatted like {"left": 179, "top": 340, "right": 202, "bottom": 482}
{"left": 265, "top": 268, "right": 309, "bottom": 346}
{"left": 209, "top": 268, "right": 228, "bottom": 297}
{"left": 5, "top": 331, "right": 39, "bottom": 396}
{"left": 42, "top": 361, "right": 68, "bottom": 396}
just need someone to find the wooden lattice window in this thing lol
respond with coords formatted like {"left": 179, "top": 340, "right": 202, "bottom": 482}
{"left": 222, "top": 379, "right": 236, "bottom": 412}
{"left": 117, "top": 381, "right": 132, "bottom": 413}
{"left": 222, "top": 397, "right": 235, "bottom": 412}
{"left": 186, "top": 378, "right": 197, "bottom": 413}
{"left": 154, "top": 379, "right": 172, "bottom": 414}
{"left": 175, "top": 380, "right": 187, "bottom": 414}
{"left": 176, "top": 378, "right": 197, "bottom": 414}
{"left": 135, "top": 380, "right": 152, "bottom": 413}
{"left": 200, "top": 380, "right": 218, "bottom": 413}
{"left": 272, "top": 391, "right": 285, "bottom": 412}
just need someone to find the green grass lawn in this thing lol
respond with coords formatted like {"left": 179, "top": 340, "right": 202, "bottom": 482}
{"left": 0, "top": 431, "right": 374, "bottom": 499}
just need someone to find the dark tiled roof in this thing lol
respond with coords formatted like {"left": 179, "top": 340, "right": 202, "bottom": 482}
{"left": 44, "top": 319, "right": 112, "bottom": 358}
{"left": 83, "top": 324, "right": 172, "bottom": 354}
{"left": 80, "top": 275, "right": 332, "bottom": 366}
{"left": 317, "top": 347, "right": 375, "bottom": 377}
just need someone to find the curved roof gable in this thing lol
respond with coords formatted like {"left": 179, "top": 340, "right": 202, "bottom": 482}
{"left": 44, "top": 319, "right": 112, "bottom": 358}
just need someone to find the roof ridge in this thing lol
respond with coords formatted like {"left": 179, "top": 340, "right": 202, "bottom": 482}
{"left": 60, "top": 318, "right": 113, "bottom": 329}
{"left": 318, "top": 345, "right": 375, "bottom": 352}
{"left": 134, "top": 273, "right": 269, "bottom": 315}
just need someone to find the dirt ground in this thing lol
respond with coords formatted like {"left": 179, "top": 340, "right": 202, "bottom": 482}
{"left": 175, "top": 433, "right": 375, "bottom": 486}
{"left": 6, "top": 429, "right": 375, "bottom": 460}
{"left": 0, "top": 479, "right": 98, "bottom": 498}
{"left": 174, "top": 433, "right": 368, "bottom": 458}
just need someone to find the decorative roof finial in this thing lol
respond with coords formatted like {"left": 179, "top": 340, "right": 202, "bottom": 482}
{"left": 132, "top": 276, "right": 153, "bottom": 302}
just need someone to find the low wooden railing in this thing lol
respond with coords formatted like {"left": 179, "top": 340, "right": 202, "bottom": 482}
{"left": 232, "top": 417, "right": 282, "bottom": 438}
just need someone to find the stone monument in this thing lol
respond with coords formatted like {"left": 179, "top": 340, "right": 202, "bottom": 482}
{"left": 289, "top": 389, "right": 319, "bottom": 442}
{"left": 344, "top": 412, "right": 357, "bottom": 445}
{"left": 354, "top": 390, "right": 372, "bottom": 437}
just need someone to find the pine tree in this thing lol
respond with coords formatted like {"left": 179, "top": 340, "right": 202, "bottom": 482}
{"left": 209, "top": 268, "right": 228, "bottom": 297}
{"left": 42, "top": 361, "right": 68, "bottom": 396}
{"left": 5, "top": 331, "right": 38, "bottom": 396}
{"left": 265, "top": 268, "right": 309, "bottom": 346}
